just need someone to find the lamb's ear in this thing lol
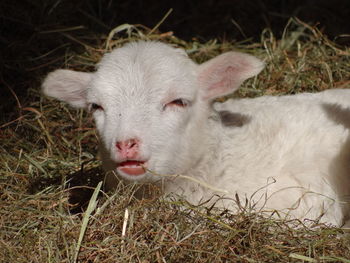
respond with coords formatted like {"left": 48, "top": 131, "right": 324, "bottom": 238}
{"left": 42, "top": 69, "right": 93, "bottom": 108}
{"left": 197, "top": 52, "right": 264, "bottom": 101}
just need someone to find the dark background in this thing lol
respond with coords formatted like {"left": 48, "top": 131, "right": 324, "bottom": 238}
{"left": 1, "top": 0, "right": 349, "bottom": 118}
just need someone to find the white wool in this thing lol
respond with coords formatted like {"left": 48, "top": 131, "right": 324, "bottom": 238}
{"left": 42, "top": 41, "right": 350, "bottom": 226}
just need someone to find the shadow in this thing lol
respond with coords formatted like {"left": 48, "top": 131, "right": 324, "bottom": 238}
{"left": 322, "top": 103, "right": 350, "bottom": 223}
{"left": 66, "top": 166, "right": 105, "bottom": 214}
{"left": 29, "top": 163, "right": 104, "bottom": 214}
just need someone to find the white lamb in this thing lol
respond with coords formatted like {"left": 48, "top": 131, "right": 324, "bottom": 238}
{"left": 42, "top": 41, "right": 350, "bottom": 226}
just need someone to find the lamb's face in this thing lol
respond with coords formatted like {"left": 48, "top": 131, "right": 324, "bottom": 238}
{"left": 87, "top": 43, "right": 206, "bottom": 181}
{"left": 42, "top": 41, "right": 264, "bottom": 183}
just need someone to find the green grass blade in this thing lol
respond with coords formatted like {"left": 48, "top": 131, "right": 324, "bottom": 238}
{"left": 72, "top": 181, "right": 102, "bottom": 263}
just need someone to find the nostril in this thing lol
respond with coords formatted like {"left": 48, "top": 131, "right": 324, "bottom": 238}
{"left": 116, "top": 142, "right": 122, "bottom": 150}
{"left": 116, "top": 139, "right": 139, "bottom": 151}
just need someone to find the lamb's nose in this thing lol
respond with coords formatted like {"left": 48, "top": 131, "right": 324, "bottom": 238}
{"left": 116, "top": 138, "right": 139, "bottom": 159}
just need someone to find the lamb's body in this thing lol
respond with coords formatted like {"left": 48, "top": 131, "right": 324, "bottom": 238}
{"left": 165, "top": 90, "right": 350, "bottom": 225}
{"left": 42, "top": 41, "right": 350, "bottom": 226}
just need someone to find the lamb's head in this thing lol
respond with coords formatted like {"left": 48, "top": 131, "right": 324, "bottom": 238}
{"left": 42, "top": 41, "right": 263, "bottom": 182}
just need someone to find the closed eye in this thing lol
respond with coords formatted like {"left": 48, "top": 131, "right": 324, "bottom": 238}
{"left": 165, "top": 99, "right": 190, "bottom": 108}
{"left": 89, "top": 103, "right": 104, "bottom": 112}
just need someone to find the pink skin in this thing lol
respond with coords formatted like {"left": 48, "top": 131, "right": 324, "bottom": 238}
{"left": 115, "top": 138, "right": 146, "bottom": 176}
{"left": 116, "top": 138, "right": 140, "bottom": 159}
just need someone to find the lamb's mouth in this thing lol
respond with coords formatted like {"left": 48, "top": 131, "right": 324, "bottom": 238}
{"left": 117, "top": 160, "right": 147, "bottom": 176}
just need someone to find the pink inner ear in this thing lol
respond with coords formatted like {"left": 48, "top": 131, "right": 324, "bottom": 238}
{"left": 198, "top": 51, "right": 264, "bottom": 101}
{"left": 225, "top": 66, "right": 236, "bottom": 73}
{"left": 202, "top": 65, "right": 241, "bottom": 100}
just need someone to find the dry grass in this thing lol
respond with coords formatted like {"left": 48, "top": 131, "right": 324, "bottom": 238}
{"left": 1, "top": 18, "right": 350, "bottom": 262}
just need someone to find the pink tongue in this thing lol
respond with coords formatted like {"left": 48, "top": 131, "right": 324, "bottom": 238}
{"left": 118, "top": 161, "right": 145, "bottom": 176}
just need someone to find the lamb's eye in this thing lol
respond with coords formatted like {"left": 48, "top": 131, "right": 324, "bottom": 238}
{"left": 90, "top": 103, "right": 103, "bottom": 112}
{"left": 167, "top": 99, "right": 189, "bottom": 108}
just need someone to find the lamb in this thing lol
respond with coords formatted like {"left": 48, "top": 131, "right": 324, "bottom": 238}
{"left": 42, "top": 41, "right": 350, "bottom": 226}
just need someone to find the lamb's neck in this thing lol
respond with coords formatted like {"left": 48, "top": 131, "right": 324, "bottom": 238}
{"left": 185, "top": 119, "right": 223, "bottom": 182}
